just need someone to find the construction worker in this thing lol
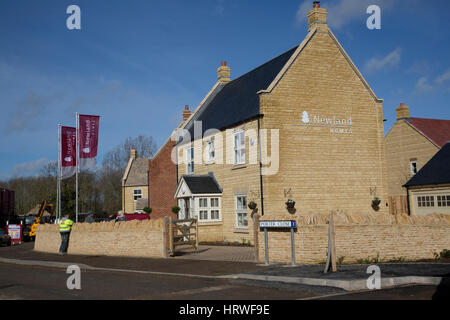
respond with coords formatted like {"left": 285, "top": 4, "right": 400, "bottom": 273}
{"left": 59, "top": 214, "right": 74, "bottom": 255}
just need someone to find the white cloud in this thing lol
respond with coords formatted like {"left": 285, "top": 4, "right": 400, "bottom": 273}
{"left": 414, "top": 77, "right": 433, "bottom": 95}
{"left": 364, "top": 47, "right": 402, "bottom": 74}
{"left": 295, "top": 0, "right": 395, "bottom": 30}
{"left": 435, "top": 69, "right": 450, "bottom": 85}
{"left": 10, "top": 158, "right": 50, "bottom": 178}
{"left": 413, "top": 68, "right": 450, "bottom": 95}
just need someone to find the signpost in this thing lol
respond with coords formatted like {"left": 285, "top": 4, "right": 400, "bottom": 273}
{"left": 259, "top": 220, "right": 297, "bottom": 266}
{"left": 6, "top": 224, "right": 22, "bottom": 245}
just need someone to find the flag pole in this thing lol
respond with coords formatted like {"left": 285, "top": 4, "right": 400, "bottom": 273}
{"left": 76, "top": 113, "right": 79, "bottom": 223}
{"left": 57, "top": 124, "right": 61, "bottom": 223}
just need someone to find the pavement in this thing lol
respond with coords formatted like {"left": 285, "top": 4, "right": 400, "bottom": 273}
{"left": 174, "top": 244, "right": 256, "bottom": 262}
{"left": 1, "top": 242, "right": 449, "bottom": 293}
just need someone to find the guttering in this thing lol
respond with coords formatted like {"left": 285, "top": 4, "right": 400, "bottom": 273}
{"left": 257, "top": 117, "right": 265, "bottom": 216}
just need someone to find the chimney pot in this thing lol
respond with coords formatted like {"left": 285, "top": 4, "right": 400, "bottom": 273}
{"left": 131, "top": 149, "right": 137, "bottom": 159}
{"left": 396, "top": 103, "right": 410, "bottom": 121}
{"left": 217, "top": 61, "right": 231, "bottom": 84}
{"left": 308, "top": 1, "right": 327, "bottom": 32}
{"left": 183, "top": 105, "right": 191, "bottom": 121}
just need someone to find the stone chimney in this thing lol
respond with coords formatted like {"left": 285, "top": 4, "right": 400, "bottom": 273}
{"left": 217, "top": 61, "right": 231, "bottom": 84}
{"left": 396, "top": 103, "right": 410, "bottom": 121}
{"left": 130, "top": 149, "right": 137, "bottom": 159}
{"left": 183, "top": 105, "right": 191, "bottom": 121}
{"left": 308, "top": 1, "right": 328, "bottom": 32}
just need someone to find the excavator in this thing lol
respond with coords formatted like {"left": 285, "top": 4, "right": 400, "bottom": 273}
{"left": 22, "top": 201, "right": 54, "bottom": 241}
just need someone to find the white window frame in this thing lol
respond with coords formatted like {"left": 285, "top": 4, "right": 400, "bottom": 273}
{"left": 186, "top": 146, "right": 194, "bottom": 174}
{"left": 207, "top": 139, "right": 215, "bottom": 162}
{"left": 417, "top": 195, "right": 435, "bottom": 207}
{"left": 410, "top": 161, "right": 418, "bottom": 175}
{"left": 437, "top": 195, "right": 450, "bottom": 207}
{"left": 235, "top": 194, "right": 248, "bottom": 229}
{"left": 133, "top": 189, "right": 142, "bottom": 201}
{"left": 234, "top": 130, "right": 245, "bottom": 165}
{"left": 196, "top": 196, "right": 221, "bottom": 222}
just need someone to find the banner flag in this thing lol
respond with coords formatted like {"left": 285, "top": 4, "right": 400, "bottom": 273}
{"left": 78, "top": 114, "right": 100, "bottom": 168}
{"left": 61, "top": 126, "right": 77, "bottom": 179}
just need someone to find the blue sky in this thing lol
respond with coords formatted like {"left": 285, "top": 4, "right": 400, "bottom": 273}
{"left": 1, "top": 0, "right": 449, "bottom": 179}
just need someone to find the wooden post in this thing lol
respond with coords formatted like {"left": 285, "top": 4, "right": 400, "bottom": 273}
{"left": 168, "top": 218, "right": 174, "bottom": 257}
{"left": 195, "top": 217, "right": 199, "bottom": 251}
{"left": 162, "top": 217, "right": 169, "bottom": 258}
{"left": 324, "top": 211, "right": 337, "bottom": 273}
{"left": 329, "top": 212, "right": 337, "bottom": 272}
{"left": 253, "top": 214, "right": 260, "bottom": 263}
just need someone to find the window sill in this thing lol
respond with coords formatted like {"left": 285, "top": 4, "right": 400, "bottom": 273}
{"left": 232, "top": 164, "right": 246, "bottom": 170}
{"left": 233, "top": 228, "right": 249, "bottom": 234}
{"left": 205, "top": 160, "right": 216, "bottom": 166}
{"left": 198, "top": 221, "right": 223, "bottom": 226}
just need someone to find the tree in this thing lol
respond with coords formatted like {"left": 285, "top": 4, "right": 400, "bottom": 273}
{"left": 102, "top": 135, "right": 157, "bottom": 172}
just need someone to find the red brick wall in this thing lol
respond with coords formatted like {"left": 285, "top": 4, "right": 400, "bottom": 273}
{"left": 149, "top": 139, "right": 177, "bottom": 220}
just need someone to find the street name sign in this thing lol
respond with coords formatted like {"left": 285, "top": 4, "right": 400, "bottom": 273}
{"left": 259, "top": 220, "right": 297, "bottom": 228}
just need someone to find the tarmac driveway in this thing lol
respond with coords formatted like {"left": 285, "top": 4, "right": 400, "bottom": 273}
{"left": 172, "top": 244, "right": 256, "bottom": 262}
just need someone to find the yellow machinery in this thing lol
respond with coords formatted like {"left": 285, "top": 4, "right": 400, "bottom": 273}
{"left": 23, "top": 201, "right": 54, "bottom": 241}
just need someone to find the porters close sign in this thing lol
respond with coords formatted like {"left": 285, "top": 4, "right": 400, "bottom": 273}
{"left": 259, "top": 220, "right": 296, "bottom": 228}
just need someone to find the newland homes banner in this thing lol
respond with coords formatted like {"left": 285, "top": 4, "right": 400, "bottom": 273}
{"left": 79, "top": 114, "right": 100, "bottom": 168}
{"left": 61, "top": 126, "right": 77, "bottom": 179}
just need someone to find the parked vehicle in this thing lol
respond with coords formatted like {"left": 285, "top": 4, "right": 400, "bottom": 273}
{"left": 0, "top": 189, "right": 15, "bottom": 228}
{"left": 0, "top": 228, "right": 11, "bottom": 247}
{"left": 22, "top": 201, "right": 54, "bottom": 241}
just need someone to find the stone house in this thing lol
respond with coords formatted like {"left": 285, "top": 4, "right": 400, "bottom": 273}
{"left": 173, "top": 2, "right": 388, "bottom": 244}
{"left": 385, "top": 103, "right": 450, "bottom": 214}
{"left": 404, "top": 142, "right": 450, "bottom": 216}
{"left": 121, "top": 149, "right": 149, "bottom": 213}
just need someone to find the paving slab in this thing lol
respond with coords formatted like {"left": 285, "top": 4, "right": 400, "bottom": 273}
{"left": 173, "top": 244, "right": 256, "bottom": 262}
{"left": 234, "top": 263, "right": 450, "bottom": 291}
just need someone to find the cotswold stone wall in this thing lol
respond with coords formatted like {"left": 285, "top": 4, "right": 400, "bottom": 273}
{"left": 34, "top": 219, "right": 167, "bottom": 258}
{"left": 257, "top": 213, "right": 450, "bottom": 264}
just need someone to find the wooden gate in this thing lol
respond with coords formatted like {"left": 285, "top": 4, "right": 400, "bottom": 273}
{"left": 168, "top": 218, "right": 198, "bottom": 257}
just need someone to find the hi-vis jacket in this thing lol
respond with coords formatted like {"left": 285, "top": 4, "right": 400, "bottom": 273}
{"left": 59, "top": 218, "right": 74, "bottom": 232}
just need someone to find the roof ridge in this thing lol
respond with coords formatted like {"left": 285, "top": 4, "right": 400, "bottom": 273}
{"left": 409, "top": 117, "right": 450, "bottom": 121}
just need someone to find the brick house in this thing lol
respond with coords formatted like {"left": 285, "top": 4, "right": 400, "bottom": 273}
{"left": 173, "top": 2, "right": 388, "bottom": 244}
{"left": 404, "top": 142, "right": 450, "bottom": 216}
{"left": 385, "top": 103, "right": 450, "bottom": 214}
{"left": 121, "top": 149, "right": 149, "bottom": 213}
{"left": 148, "top": 137, "right": 178, "bottom": 220}
{"left": 148, "top": 105, "right": 207, "bottom": 219}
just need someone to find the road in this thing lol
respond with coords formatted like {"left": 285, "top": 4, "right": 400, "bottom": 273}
{"left": 0, "top": 262, "right": 447, "bottom": 301}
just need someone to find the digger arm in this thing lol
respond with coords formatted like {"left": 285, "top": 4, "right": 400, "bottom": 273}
{"left": 29, "top": 200, "right": 48, "bottom": 237}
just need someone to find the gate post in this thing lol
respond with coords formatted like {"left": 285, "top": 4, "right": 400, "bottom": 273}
{"left": 195, "top": 217, "right": 199, "bottom": 250}
{"left": 168, "top": 218, "right": 174, "bottom": 257}
{"left": 162, "top": 217, "right": 169, "bottom": 258}
{"left": 253, "top": 214, "right": 260, "bottom": 263}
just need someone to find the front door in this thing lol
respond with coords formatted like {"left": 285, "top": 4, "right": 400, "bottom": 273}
{"left": 184, "top": 198, "right": 190, "bottom": 219}
{"left": 177, "top": 197, "right": 194, "bottom": 219}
